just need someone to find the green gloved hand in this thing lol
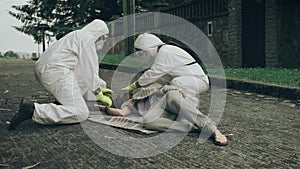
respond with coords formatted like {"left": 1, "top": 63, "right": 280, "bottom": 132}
{"left": 101, "top": 88, "right": 113, "bottom": 98}
{"left": 121, "top": 81, "right": 138, "bottom": 91}
{"left": 95, "top": 90, "right": 112, "bottom": 107}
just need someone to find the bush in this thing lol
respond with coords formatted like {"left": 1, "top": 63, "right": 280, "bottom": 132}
{"left": 3, "top": 51, "right": 20, "bottom": 59}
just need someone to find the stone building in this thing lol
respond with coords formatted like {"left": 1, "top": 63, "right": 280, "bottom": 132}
{"left": 162, "top": 0, "right": 300, "bottom": 68}
{"left": 108, "top": 0, "right": 299, "bottom": 68}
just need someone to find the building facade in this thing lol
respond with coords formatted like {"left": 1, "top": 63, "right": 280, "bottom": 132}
{"left": 162, "top": 0, "right": 300, "bottom": 68}
{"left": 108, "top": 0, "right": 299, "bottom": 68}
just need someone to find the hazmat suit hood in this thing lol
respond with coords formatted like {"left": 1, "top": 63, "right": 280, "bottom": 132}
{"left": 79, "top": 19, "right": 109, "bottom": 44}
{"left": 134, "top": 33, "right": 165, "bottom": 57}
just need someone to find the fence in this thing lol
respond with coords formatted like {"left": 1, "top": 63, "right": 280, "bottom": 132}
{"left": 109, "top": 0, "right": 229, "bottom": 37}
{"left": 162, "top": 0, "right": 229, "bottom": 21}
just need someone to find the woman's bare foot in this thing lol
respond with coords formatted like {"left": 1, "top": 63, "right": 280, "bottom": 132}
{"left": 212, "top": 129, "right": 228, "bottom": 146}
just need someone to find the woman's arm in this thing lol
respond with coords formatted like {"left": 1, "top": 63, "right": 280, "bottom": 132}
{"left": 94, "top": 104, "right": 132, "bottom": 116}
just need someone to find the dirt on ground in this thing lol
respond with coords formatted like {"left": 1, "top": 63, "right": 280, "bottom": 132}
{"left": 0, "top": 59, "right": 299, "bottom": 169}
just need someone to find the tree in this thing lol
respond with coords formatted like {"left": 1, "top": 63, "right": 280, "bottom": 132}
{"left": 9, "top": 0, "right": 122, "bottom": 42}
{"left": 4, "top": 51, "right": 20, "bottom": 59}
{"left": 10, "top": 0, "right": 194, "bottom": 44}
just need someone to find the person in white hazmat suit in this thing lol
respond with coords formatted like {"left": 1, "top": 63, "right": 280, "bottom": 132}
{"left": 9, "top": 19, "right": 112, "bottom": 130}
{"left": 121, "top": 33, "right": 228, "bottom": 146}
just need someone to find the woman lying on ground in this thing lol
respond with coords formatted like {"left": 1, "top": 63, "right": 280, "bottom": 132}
{"left": 95, "top": 83, "right": 228, "bottom": 146}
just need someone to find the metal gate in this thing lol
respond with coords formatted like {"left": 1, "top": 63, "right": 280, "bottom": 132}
{"left": 242, "top": 0, "right": 266, "bottom": 68}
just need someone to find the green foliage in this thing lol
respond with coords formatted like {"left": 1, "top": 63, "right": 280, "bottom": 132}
{"left": 224, "top": 0, "right": 235, "bottom": 12}
{"left": 9, "top": 0, "right": 121, "bottom": 42}
{"left": 3, "top": 51, "right": 20, "bottom": 59}
{"left": 10, "top": 0, "right": 195, "bottom": 43}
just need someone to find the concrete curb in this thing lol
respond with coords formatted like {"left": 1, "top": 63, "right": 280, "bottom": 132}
{"left": 210, "top": 77, "right": 300, "bottom": 100}
{"left": 100, "top": 63, "right": 300, "bottom": 100}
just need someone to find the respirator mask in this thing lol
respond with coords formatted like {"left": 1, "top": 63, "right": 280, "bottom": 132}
{"left": 95, "top": 34, "right": 108, "bottom": 51}
{"left": 134, "top": 49, "right": 152, "bottom": 58}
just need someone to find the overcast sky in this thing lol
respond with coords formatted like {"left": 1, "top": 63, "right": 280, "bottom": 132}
{"left": 0, "top": 0, "right": 37, "bottom": 54}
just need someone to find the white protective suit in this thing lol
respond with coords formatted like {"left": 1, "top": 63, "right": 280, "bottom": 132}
{"left": 33, "top": 19, "right": 109, "bottom": 124}
{"left": 134, "top": 33, "right": 209, "bottom": 108}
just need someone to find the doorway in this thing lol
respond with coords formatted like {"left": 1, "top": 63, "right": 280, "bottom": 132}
{"left": 242, "top": 0, "right": 266, "bottom": 67}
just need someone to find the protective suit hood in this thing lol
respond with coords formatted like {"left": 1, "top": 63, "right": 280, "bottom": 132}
{"left": 134, "top": 33, "right": 165, "bottom": 57}
{"left": 79, "top": 19, "right": 109, "bottom": 43}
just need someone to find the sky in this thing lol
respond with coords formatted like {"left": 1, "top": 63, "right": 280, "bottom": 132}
{"left": 0, "top": 0, "right": 37, "bottom": 54}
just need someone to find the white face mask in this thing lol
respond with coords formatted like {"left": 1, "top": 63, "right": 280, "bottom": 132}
{"left": 95, "top": 34, "right": 108, "bottom": 51}
{"left": 131, "top": 50, "right": 153, "bottom": 65}
{"left": 95, "top": 40, "right": 105, "bottom": 51}
{"left": 134, "top": 50, "right": 152, "bottom": 58}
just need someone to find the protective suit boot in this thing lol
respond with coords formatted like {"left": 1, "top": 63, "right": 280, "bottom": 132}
{"left": 8, "top": 99, "right": 34, "bottom": 130}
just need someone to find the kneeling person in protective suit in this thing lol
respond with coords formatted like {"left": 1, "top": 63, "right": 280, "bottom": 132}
{"left": 121, "top": 33, "right": 228, "bottom": 146}
{"left": 9, "top": 19, "right": 113, "bottom": 130}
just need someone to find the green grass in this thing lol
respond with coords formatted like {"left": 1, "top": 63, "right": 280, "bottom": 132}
{"left": 99, "top": 54, "right": 154, "bottom": 67}
{"left": 211, "top": 68, "right": 299, "bottom": 88}
{"left": 99, "top": 55, "right": 300, "bottom": 88}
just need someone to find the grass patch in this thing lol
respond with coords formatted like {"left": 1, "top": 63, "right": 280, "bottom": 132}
{"left": 99, "top": 55, "right": 299, "bottom": 88}
{"left": 223, "top": 68, "right": 300, "bottom": 88}
{"left": 99, "top": 54, "right": 126, "bottom": 65}
{"left": 99, "top": 54, "right": 154, "bottom": 67}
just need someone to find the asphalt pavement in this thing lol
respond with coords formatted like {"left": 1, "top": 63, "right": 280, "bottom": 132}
{"left": 0, "top": 59, "right": 299, "bottom": 169}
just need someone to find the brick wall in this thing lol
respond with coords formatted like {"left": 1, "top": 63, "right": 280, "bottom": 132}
{"left": 265, "top": 0, "right": 300, "bottom": 68}
{"left": 193, "top": 16, "right": 229, "bottom": 68}
{"left": 265, "top": 0, "right": 279, "bottom": 67}
{"left": 226, "top": 0, "right": 242, "bottom": 67}
{"left": 163, "top": 0, "right": 243, "bottom": 68}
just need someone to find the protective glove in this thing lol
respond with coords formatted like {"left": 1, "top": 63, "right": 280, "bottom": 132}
{"left": 121, "top": 81, "right": 138, "bottom": 91}
{"left": 100, "top": 88, "right": 113, "bottom": 98}
{"left": 95, "top": 89, "right": 112, "bottom": 107}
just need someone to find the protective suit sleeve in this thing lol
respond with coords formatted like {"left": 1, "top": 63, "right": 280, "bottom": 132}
{"left": 138, "top": 50, "right": 176, "bottom": 86}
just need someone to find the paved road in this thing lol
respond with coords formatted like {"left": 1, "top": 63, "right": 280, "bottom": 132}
{"left": 0, "top": 60, "right": 299, "bottom": 169}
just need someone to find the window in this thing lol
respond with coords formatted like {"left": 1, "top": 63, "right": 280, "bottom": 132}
{"left": 207, "top": 21, "right": 213, "bottom": 36}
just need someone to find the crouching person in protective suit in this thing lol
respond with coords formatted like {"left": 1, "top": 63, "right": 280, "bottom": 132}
{"left": 121, "top": 33, "right": 228, "bottom": 146}
{"left": 9, "top": 19, "right": 113, "bottom": 130}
